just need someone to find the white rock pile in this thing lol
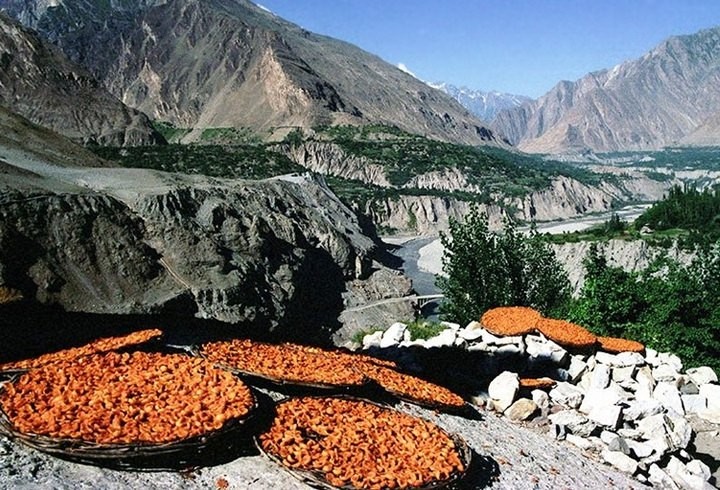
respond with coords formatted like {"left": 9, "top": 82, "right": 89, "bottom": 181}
{"left": 361, "top": 320, "right": 720, "bottom": 490}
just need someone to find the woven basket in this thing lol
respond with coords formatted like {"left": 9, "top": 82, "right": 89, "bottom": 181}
{"left": 0, "top": 377, "right": 259, "bottom": 471}
{"left": 191, "top": 346, "right": 371, "bottom": 393}
{"left": 256, "top": 396, "right": 472, "bottom": 490}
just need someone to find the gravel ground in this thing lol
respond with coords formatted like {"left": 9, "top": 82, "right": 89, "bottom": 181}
{"left": 0, "top": 396, "right": 646, "bottom": 490}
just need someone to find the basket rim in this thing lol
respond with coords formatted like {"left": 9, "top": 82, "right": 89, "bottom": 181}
{"left": 256, "top": 395, "right": 472, "bottom": 490}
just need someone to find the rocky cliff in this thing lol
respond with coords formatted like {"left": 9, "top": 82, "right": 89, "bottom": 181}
{"left": 0, "top": 13, "right": 161, "bottom": 146}
{"left": 0, "top": 129, "right": 412, "bottom": 342}
{"left": 493, "top": 26, "right": 720, "bottom": 153}
{"left": 1, "top": 0, "right": 500, "bottom": 146}
{"left": 364, "top": 174, "right": 674, "bottom": 235}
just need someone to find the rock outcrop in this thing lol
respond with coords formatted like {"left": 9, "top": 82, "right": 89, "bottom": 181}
{"left": 362, "top": 320, "right": 720, "bottom": 488}
{"left": 0, "top": 133, "right": 406, "bottom": 344}
{"left": 0, "top": 13, "right": 161, "bottom": 146}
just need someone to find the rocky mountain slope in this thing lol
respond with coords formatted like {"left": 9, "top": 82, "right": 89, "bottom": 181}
{"left": 0, "top": 13, "right": 161, "bottom": 146}
{"left": 0, "top": 0, "right": 499, "bottom": 145}
{"left": 276, "top": 139, "right": 677, "bottom": 234}
{"left": 492, "top": 26, "right": 720, "bottom": 153}
{"left": 430, "top": 82, "right": 532, "bottom": 123}
{"left": 0, "top": 119, "right": 419, "bottom": 346}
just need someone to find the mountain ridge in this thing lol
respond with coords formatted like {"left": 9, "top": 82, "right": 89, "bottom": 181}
{"left": 492, "top": 26, "right": 720, "bottom": 153}
{"left": 0, "top": 0, "right": 501, "bottom": 146}
{"left": 0, "top": 12, "right": 162, "bottom": 146}
{"left": 429, "top": 82, "right": 532, "bottom": 123}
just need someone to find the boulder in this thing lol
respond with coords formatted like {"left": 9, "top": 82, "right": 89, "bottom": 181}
{"left": 566, "top": 434, "right": 594, "bottom": 450}
{"left": 635, "top": 366, "right": 656, "bottom": 400}
{"left": 681, "top": 394, "right": 707, "bottom": 415}
{"left": 686, "top": 459, "right": 712, "bottom": 482}
{"left": 626, "top": 439, "right": 654, "bottom": 459}
{"left": 525, "top": 335, "right": 567, "bottom": 365}
{"left": 637, "top": 414, "right": 668, "bottom": 440}
{"left": 697, "top": 408, "right": 720, "bottom": 424}
{"left": 424, "top": 328, "right": 457, "bottom": 348}
{"left": 665, "top": 413, "right": 693, "bottom": 451}
{"left": 687, "top": 366, "right": 718, "bottom": 387}
{"left": 466, "top": 342, "right": 491, "bottom": 352}
{"left": 457, "top": 321, "right": 485, "bottom": 341}
{"left": 531, "top": 389, "right": 550, "bottom": 415}
{"left": 601, "top": 450, "right": 638, "bottom": 474}
{"left": 579, "top": 387, "right": 622, "bottom": 415}
{"left": 496, "top": 344, "right": 523, "bottom": 355}
{"left": 362, "top": 330, "right": 383, "bottom": 349}
{"left": 379, "top": 322, "right": 407, "bottom": 348}
{"left": 648, "top": 464, "right": 680, "bottom": 490}
{"left": 677, "top": 376, "right": 700, "bottom": 395}
{"left": 699, "top": 383, "right": 720, "bottom": 411}
{"left": 488, "top": 371, "right": 519, "bottom": 412}
{"left": 624, "top": 399, "right": 664, "bottom": 421}
{"left": 614, "top": 352, "right": 646, "bottom": 367}
{"left": 505, "top": 398, "right": 538, "bottom": 422}
{"left": 666, "top": 456, "right": 715, "bottom": 490}
{"left": 588, "top": 405, "right": 623, "bottom": 429}
{"left": 658, "top": 352, "right": 683, "bottom": 372}
{"left": 567, "top": 356, "right": 588, "bottom": 383}
{"left": 654, "top": 382, "right": 685, "bottom": 416}
{"left": 612, "top": 366, "right": 636, "bottom": 384}
{"left": 549, "top": 382, "right": 584, "bottom": 409}
{"left": 589, "top": 364, "right": 611, "bottom": 389}
{"left": 549, "top": 410, "right": 597, "bottom": 437}
{"left": 653, "top": 364, "right": 680, "bottom": 383}
{"left": 600, "top": 431, "right": 630, "bottom": 455}
{"left": 645, "top": 348, "right": 659, "bottom": 365}
{"left": 595, "top": 351, "right": 617, "bottom": 366}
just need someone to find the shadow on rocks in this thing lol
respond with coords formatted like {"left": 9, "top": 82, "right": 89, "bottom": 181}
{"left": 453, "top": 450, "right": 501, "bottom": 489}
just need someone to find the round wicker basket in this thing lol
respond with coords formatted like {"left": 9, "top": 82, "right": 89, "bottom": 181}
{"left": 256, "top": 396, "right": 473, "bottom": 490}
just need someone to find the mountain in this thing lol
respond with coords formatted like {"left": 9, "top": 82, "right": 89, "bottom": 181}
{"left": 429, "top": 82, "right": 531, "bottom": 123}
{"left": 0, "top": 0, "right": 500, "bottom": 145}
{"left": 0, "top": 12, "right": 161, "bottom": 146}
{"left": 492, "top": 26, "right": 720, "bottom": 153}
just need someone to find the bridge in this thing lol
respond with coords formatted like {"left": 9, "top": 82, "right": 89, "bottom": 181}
{"left": 343, "top": 294, "right": 445, "bottom": 313}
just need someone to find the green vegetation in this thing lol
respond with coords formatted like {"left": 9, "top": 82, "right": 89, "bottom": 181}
{"left": 549, "top": 185, "right": 720, "bottom": 249}
{"left": 351, "top": 327, "right": 385, "bottom": 345}
{"left": 314, "top": 124, "right": 608, "bottom": 194}
{"left": 596, "top": 146, "right": 720, "bottom": 171}
{"left": 439, "top": 207, "right": 720, "bottom": 371}
{"left": 199, "top": 127, "right": 262, "bottom": 144}
{"left": 566, "top": 243, "right": 720, "bottom": 372}
{"left": 634, "top": 185, "right": 720, "bottom": 246}
{"left": 92, "top": 144, "right": 303, "bottom": 180}
{"left": 405, "top": 320, "right": 446, "bottom": 340}
{"left": 437, "top": 206, "right": 571, "bottom": 327}
{"left": 152, "top": 121, "right": 191, "bottom": 143}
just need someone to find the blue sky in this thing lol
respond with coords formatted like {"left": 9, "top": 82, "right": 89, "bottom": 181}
{"left": 257, "top": 1, "right": 720, "bottom": 98}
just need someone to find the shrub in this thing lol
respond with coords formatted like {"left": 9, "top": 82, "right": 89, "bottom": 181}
{"left": 437, "top": 206, "right": 570, "bottom": 326}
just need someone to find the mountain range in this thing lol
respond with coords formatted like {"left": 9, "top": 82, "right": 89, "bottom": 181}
{"left": 0, "top": 0, "right": 499, "bottom": 145}
{"left": 0, "top": 12, "right": 161, "bottom": 146}
{"left": 429, "top": 82, "right": 531, "bottom": 123}
{"left": 492, "top": 26, "right": 720, "bottom": 154}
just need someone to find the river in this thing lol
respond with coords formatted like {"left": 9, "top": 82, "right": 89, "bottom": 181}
{"left": 384, "top": 203, "right": 651, "bottom": 293}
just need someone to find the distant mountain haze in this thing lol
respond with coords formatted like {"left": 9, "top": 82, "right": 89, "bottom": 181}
{"left": 429, "top": 83, "right": 532, "bottom": 124}
{"left": 492, "top": 26, "right": 720, "bottom": 153}
{"left": 0, "top": 12, "right": 162, "bottom": 146}
{"left": 0, "top": 0, "right": 501, "bottom": 145}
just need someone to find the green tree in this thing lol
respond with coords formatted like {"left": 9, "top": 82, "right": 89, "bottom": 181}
{"left": 567, "top": 241, "right": 720, "bottom": 372}
{"left": 437, "top": 206, "right": 570, "bottom": 326}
